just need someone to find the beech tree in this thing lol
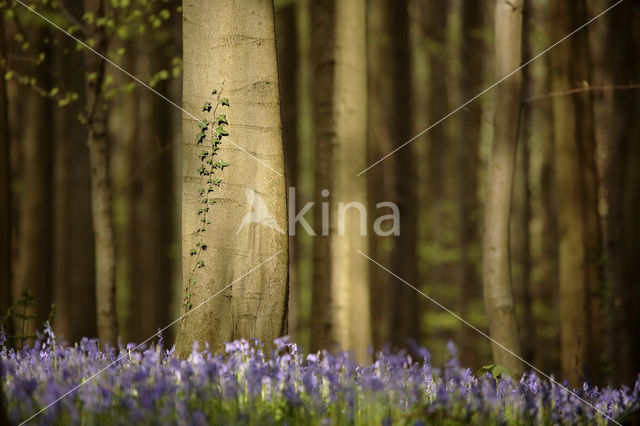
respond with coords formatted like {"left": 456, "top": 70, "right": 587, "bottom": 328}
{"left": 310, "top": 0, "right": 371, "bottom": 362}
{"left": 177, "top": 0, "right": 289, "bottom": 357}
{"left": 482, "top": 0, "right": 525, "bottom": 377}
{"left": 549, "top": 0, "right": 602, "bottom": 385}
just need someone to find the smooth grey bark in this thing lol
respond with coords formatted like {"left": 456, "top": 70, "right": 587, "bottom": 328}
{"left": 482, "top": 0, "right": 525, "bottom": 377}
{"left": 310, "top": 0, "right": 371, "bottom": 362}
{"left": 177, "top": 0, "right": 289, "bottom": 356}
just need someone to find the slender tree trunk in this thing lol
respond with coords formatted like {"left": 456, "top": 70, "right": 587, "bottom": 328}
{"left": 177, "top": 0, "right": 289, "bottom": 356}
{"left": 456, "top": 0, "right": 484, "bottom": 368}
{"left": 0, "top": 18, "right": 12, "bottom": 332}
{"left": 482, "top": 0, "right": 525, "bottom": 377}
{"left": 276, "top": 3, "right": 300, "bottom": 340}
{"left": 52, "top": 0, "right": 95, "bottom": 343}
{"left": 366, "top": 0, "right": 394, "bottom": 350}
{"left": 84, "top": 0, "right": 118, "bottom": 344}
{"left": 384, "top": 0, "right": 420, "bottom": 348}
{"left": 125, "top": 51, "right": 175, "bottom": 342}
{"left": 310, "top": 0, "right": 371, "bottom": 361}
{"left": 12, "top": 29, "right": 53, "bottom": 344}
{"left": 549, "top": 0, "right": 601, "bottom": 385}
{"left": 606, "top": 0, "right": 640, "bottom": 386}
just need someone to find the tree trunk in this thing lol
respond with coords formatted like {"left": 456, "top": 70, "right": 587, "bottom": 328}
{"left": 84, "top": 0, "right": 118, "bottom": 345}
{"left": 12, "top": 29, "right": 53, "bottom": 345}
{"left": 125, "top": 51, "right": 175, "bottom": 343}
{"left": 0, "top": 17, "right": 12, "bottom": 333}
{"left": 276, "top": 2, "right": 300, "bottom": 340}
{"left": 310, "top": 0, "right": 371, "bottom": 361}
{"left": 366, "top": 0, "right": 395, "bottom": 350}
{"left": 177, "top": 0, "right": 289, "bottom": 356}
{"left": 606, "top": 0, "right": 640, "bottom": 386}
{"left": 456, "top": 0, "right": 484, "bottom": 368}
{"left": 385, "top": 0, "right": 420, "bottom": 348}
{"left": 52, "top": 0, "right": 96, "bottom": 343}
{"left": 482, "top": 0, "right": 524, "bottom": 377}
{"left": 549, "top": 0, "right": 601, "bottom": 385}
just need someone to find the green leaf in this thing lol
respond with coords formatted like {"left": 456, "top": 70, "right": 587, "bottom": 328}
{"left": 202, "top": 102, "right": 212, "bottom": 112}
{"left": 216, "top": 114, "right": 228, "bottom": 125}
{"left": 215, "top": 125, "right": 229, "bottom": 137}
{"left": 199, "top": 120, "right": 209, "bottom": 131}
{"left": 189, "top": 249, "right": 197, "bottom": 256}
{"left": 196, "top": 132, "right": 206, "bottom": 143}
{"left": 213, "top": 160, "right": 230, "bottom": 170}
{"left": 220, "top": 98, "right": 230, "bottom": 106}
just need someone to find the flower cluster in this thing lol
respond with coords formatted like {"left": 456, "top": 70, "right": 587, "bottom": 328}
{"left": 1, "top": 327, "right": 639, "bottom": 425}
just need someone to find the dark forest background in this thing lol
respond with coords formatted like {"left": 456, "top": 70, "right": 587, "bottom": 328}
{"left": 1, "top": 0, "right": 639, "bottom": 389}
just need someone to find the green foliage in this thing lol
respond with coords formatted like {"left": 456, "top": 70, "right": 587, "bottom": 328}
{"left": 0, "top": 0, "right": 182, "bottom": 117}
{"left": 182, "top": 89, "right": 230, "bottom": 314}
{"left": 0, "top": 290, "right": 56, "bottom": 349}
{"left": 476, "top": 363, "right": 514, "bottom": 380}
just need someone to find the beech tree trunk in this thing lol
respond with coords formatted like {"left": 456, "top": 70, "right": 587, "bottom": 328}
{"left": 482, "top": 0, "right": 525, "bottom": 377}
{"left": 276, "top": 3, "right": 300, "bottom": 339}
{"left": 310, "top": 0, "right": 371, "bottom": 362}
{"left": 549, "top": 0, "right": 602, "bottom": 385}
{"left": 177, "top": 0, "right": 289, "bottom": 356}
{"left": 456, "top": 0, "right": 484, "bottom": 368}
{"left": 84, "top": 0, "right": 118, "bottom": 345}
{"left": 52, "top": 0, "right": 96, "bottom": 343}
{"left": 606, "top": 0, "right": 640, "bottom": 386}
{"left": 12, "top": 29, "right": 53, "bottom": 344}
{"left": 0, "top": 18, "right": 11, "bottom": 332}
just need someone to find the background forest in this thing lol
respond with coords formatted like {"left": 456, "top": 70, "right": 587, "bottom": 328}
{"left": 1, "top": 1, "right": 639, "bottom": 420}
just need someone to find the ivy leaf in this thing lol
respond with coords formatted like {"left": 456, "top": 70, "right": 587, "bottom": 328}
{"left": 189, "top": 249, "right": 197, "bottom": 256}
{"left": 216, "top": 114, "right": 228, "bottom": 125}
{"left": 212, "top": 178, "right": 222, "bottom": 186}
{"left": 199, "top": 151, "right": 209, "bottom": 160}
{"left": 202, "top": 101, "right": 212, "bottom": 112}
{"left": 213, "top": 160, "right": 230, "bottom": 170}
{"left": 211, "top": 89, "right": 217, "bottom": 95}
{"left": 199, "top": 120, "right": 209, "bottom": 131}
{"left": 196, "top": 132, "right": 206, "bottom": 144}
{"left": 220, "top": 98, "right": 230, "bottom": 107}
{"left": 215, "top": 125, "right": 229, "bottom": 137}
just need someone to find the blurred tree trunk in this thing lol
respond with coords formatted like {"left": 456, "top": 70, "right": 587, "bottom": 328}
{"left": 52, "top": 0, "right": 96, "bottom": 343}
{"left": 482, "top": 0, "right": 524, "bottom": 377}
{"left": 0, "top": 18, "right": 12, "bottom": 331}
{"left": 456, "top": 0, "right": 484, "bottom": 368}
{"left": 276, "top": 2, "right": 300, "bottom": 339}
{"left": 549, "top": 0, "right": 602, "bottom": 385}
{"left": 606, "top": 0, "right": 640, "bottom": 386}
{"left": 366, "top": 0, "right": 395, "bottom": 350}
{"left": 310, "top": 0, "right": 371, "bottom": 362}
{"left": 84, "top": 0, "right": 118, "bottom": 345}
{"left": 177, "top": 0, "right": 289, "bottom": 356}
{"left": 386, "top": 0, "right": 419, "bottom": 348}
{"left": 512, "top": 1, "right": 534, "bottom": 362}
{"left": 125, "top": 53, "right": 175, "bottom": 342}
{"left": 12, "top": 28, "right": 53, "bottom": 344}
